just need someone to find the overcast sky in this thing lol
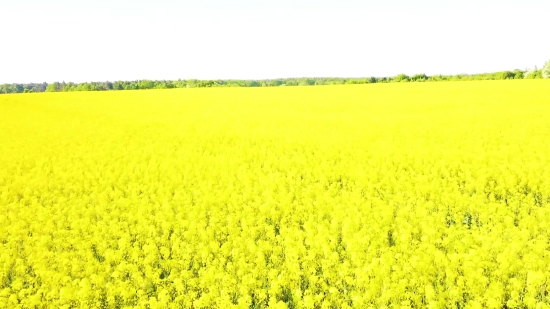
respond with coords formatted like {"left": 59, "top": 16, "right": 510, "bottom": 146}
{"left": 1, "top": 0, "right": 549, "bottom": 83}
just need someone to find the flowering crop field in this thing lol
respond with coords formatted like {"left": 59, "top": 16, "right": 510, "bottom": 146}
{"left": 1, "top": 80, "right": 550, "bottom": 309}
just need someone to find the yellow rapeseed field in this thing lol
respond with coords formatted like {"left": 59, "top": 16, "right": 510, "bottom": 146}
{"left": 1, "top": 80, "right": 550, "bottom": 308}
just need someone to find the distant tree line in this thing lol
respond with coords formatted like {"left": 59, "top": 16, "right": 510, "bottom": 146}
{"left": 1, "top": 65, "right": 548, "bottom": 94}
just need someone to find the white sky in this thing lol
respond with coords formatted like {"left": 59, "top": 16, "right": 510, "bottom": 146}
{"left": 1, "top": 0, "right": 549, "bottom": 83}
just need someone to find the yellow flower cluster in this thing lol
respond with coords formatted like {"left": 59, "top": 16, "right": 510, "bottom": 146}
{"left": 1, "top": 80, "right": 550, "bottom": 308}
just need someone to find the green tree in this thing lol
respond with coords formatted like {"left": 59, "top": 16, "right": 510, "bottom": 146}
{"left": 393, "top": 74, "right": 410, "bottom": 82}
{"left": 138, "top": 80, "right": 155, "bottom": 89}
{"left": 411, "top": 74, "right": 428, "bottom": 82}
{"left": 513, "top": 69, "right": 524, "bottom": 79}
{"left": 495, "top": 71, "right": 515, "bottom": 80}
{"left": 525, "top": 69, "right": 543, "bottom": 79}
{"left": 542, "top": 60, "right": 550, "bottom": 79}
{"left": 45, "top": 82, "right": 59, "bottom": 92}
{"left": 298, "top": 79, "right": 315, "bottom": 86}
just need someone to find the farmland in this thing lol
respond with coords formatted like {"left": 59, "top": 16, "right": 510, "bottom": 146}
{"left": 1, "top": 80, "right": 550, "bottom": 308}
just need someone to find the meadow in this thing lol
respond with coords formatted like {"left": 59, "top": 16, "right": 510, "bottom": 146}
{"left": 1, "top": 80, "right": 550, "bottom": 308}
